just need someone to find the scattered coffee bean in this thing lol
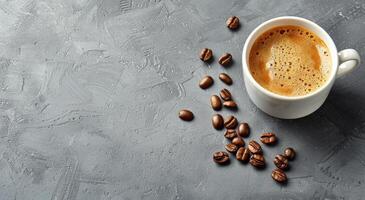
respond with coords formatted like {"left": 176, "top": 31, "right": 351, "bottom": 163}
{"left": 260, "top": 132, "right": 277, "bottom": 145}
{"left": 284, "top": 147, "right": 296, "bottom": 160}
{"left": 224, "top": 115, "right": 238, "bottom": 129}
{"left": 273, "top": 154, "right": 289, "bottom": 170}
{"left": 223, "top": 100, "right": 237, "bottom": 109}
{"left": 178, "top": 109, "right": 194, "bottom": 121}
{"left": 220, "top": 88, "right": 232, "bottom": 101}
{"left": 248, "top": 140, "right": 262, "bottom": 154}
{"left": 213, "top": 151, "right": 230, "bottom": 164}
{"left": 200, "top": 48, "right": 213, "bottom": 61}
{"left": 212, "top": 114, "right": 224, "bottom": 130}
{"left": 195, "top": 37, "right": 296, "bottom": 179}
{"left": 226, "top": 16, "right": 240, "bottom": 29}
{"left": 199, "top": 76, "right": 214, "bottom": 89}
{"left": 218, "top": 53, "right": 232, "bottom": 66}
{"left": 224, "top": 129, "right": 237, "bottom": 140}
{"left": 232, "top": 137, "right": 244, "bottom": 147}
{"left": 219, "top": 73, "right": 233, "bottom": 85}
{"left": 272, "top": 168, "right": 287, "bottom": 183}
{"left": 250, "top": 154, "right": 265, "bottom": 168}
{"left": 236, "top": 147, "right": 250, "bottom": 162}
{"left": 210, "top": 95, "right": 222, "bottom": 111}
{"left": 238, "top": 123, "right": 250, "bottom": 137}
{"left": 225, "top": 143, "right": 238, "bottom": 153}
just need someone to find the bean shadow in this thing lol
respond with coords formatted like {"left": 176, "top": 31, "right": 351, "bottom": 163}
{"left": 215, "top": 159, "right": 231, "bottom": 167}
{"left": 252, "top": 164, "right": 267, "bottom": 171}
{"left": 274, "top": 179, "right": 289, "bottom": 187}
{"left": 224, "top": 105, "right": 239, "bottom": 113}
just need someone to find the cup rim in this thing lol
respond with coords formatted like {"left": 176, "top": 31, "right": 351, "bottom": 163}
{"left": 242, "top": 16, "right": 338, "bottom": 101}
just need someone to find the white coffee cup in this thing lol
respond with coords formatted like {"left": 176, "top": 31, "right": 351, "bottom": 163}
{"left": 242, "top": 16, "right": 361, "bottom": 119}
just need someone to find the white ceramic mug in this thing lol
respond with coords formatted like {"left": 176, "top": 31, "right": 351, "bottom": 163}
{"left": 242, "top": 16, "right": 361, "bottom": 119}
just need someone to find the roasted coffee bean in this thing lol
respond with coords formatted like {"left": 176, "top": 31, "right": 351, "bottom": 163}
{"left": 273, "top": 154, "right": 289, "bottom": 170}
{"left": 249, "top": 154, "right": 265, "bottom": 168}
{"left": 272, "top": 168, "right": 287, "bottom": 183}
{"left": 238, "top": 123, "right": 250, "bottom": 137}
{"left": 219, "top": 73, "right": 233, "bottom": 85}
{"left": 284, "top": 147, "right": 296, "bottom": 160}
{"left": 236, "top": 147, "right": 250, "bottom": 162}
{"left": 224, "top": 115, "right": 238, "bottom": 129}
{"left": 220, "top": 88, "right": 232, "bottom": 101}
{"left": 224, "top": 129, "right": 237, "bottom": 140}
{"left": 260, "top": 132, "right": 277, "bottom": 145}
{"left": 225, "top": 143, "right": 238, "bottom": 153}
{"left": 199, "top": 76, "right": 214, "bottom": 89}
{"left": 218, "top": 53, "right": 232, "bottom": 66}
{"left": 212, "top": 114, "right": 224, "bottom": 130}
{"left": 248, "top": 140, "right": 262, "bottom": 154}
{"left": 210, "top": 95, "right": 222, "bottom": 111}
{"left": 223, "top": 100, "right": 237, "bottom": 109}
{"left": 200, "top": 48, "right": 213, "bottom": 61}
{"left": 226, "top": 16, "right": 240, "bottom": 29}
{"left": 178, "top": 109, "right": 194, "bottom": 121}
{"left": 232, "top": 137, "right": 244, "bottom": 147}
{"left": 213, "top": 151, "right": 230, "bottom": 164}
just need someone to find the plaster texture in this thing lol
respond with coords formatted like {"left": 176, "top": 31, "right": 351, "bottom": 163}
{"left": 0, "top": 0, "right": 365, "bottom": 199}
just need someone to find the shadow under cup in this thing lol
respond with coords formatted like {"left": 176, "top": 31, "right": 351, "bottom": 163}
{"left": 242, "top": 16, "right": 339, "bottom": 119}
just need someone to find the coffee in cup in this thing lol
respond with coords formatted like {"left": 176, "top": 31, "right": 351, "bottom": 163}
{"left": 248, "top": 25, "right": 331, "bottom": 96}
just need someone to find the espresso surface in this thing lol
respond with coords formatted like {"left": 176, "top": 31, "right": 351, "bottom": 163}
{"left": 249, "top": 25, "right": 331, "bottom": 96}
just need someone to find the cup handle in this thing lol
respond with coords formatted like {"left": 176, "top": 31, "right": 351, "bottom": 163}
{"left": 336, "top": 49, "right": 361, "bottom": 78}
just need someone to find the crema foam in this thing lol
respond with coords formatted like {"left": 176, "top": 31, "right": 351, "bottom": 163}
{"left": 249, "top": 25, "right": 331, "bottom": 96}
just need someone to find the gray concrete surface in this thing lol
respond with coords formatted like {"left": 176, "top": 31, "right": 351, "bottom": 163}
{"left": 0, "top": 0, "right": 364, "bottom": 199}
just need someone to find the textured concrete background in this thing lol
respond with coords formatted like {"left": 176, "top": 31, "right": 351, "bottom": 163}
{"left": 0, "top": 0, "right": 364, "bottom": 199}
